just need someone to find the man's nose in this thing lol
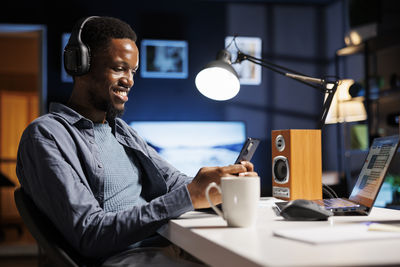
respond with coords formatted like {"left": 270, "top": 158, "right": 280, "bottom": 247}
{"left": 120, "top": 73, "right": 134, "bottom": 88}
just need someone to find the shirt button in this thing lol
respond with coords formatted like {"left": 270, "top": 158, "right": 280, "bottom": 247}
{"left": 89, "top": 140, "right": 94, "bottom": 144}
{"left": 98, "top": 164, "right": 102, "bottom": 168}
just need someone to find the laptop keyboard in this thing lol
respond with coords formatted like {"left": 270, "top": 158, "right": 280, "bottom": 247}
{"left": 313, "top": 198, "right": 360, "bottom": 209}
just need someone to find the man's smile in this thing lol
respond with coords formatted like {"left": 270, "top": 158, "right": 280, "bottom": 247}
{"left": 113, "top": 87, "right": 129, "bottom": 102}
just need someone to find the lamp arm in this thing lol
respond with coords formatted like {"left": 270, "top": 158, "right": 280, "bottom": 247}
{"left": 246, "top": 57, "right": 325, "bottom": 92}
{"left": 237, "top": 51, "right": 304, "bottom": 76}
{"left": 238, "top": 52, "right": 327, "bottom": 93}
{"left": 317, "top": 80, "right": 338, "bottom": 129}
{"left": 236, "top": 51, "right": 340, "bottom": 129}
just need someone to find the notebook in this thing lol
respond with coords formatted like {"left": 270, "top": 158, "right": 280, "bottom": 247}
{"left": 275, "top": 135, "right": 400, "bottom": 215}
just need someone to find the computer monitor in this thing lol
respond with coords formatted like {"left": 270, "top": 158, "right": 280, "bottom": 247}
{"left": 129, "top": 121, "right": 247, "bottom": 177}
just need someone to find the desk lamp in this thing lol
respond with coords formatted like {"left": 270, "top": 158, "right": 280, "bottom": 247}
{"left": 325, "top": 79, "right": 367, "bottom": 191}
{"left": 195, "top": 37, "right": 342, "bottom": 200}
{"left": 325, "top": 79, "right": 367, "bottom": 124}
{"left": 195, "top": 39, "right": 339, "bottom": 129}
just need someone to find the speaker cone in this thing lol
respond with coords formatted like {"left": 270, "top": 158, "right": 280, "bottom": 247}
{"left": 272, "top": 156, "right": 289, "bottom": 183}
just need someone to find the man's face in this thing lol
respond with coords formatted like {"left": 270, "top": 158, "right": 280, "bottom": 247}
{"left": 85, "top": 38, "right": 139, "bottom": 119}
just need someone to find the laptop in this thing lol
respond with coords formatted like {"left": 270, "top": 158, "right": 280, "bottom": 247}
{"left": 275, "top": 135, "right": 400, "bottom": 216}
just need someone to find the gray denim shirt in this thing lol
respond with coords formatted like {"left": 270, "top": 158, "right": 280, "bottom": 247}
{"left": 16, "top": 103, "right": 194, "bottom": 259}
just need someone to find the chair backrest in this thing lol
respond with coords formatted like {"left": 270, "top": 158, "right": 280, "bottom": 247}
{"left": 14, "top": 187, "right": 93, "bottom": 267}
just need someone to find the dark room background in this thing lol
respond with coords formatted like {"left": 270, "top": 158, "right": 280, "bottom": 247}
{"left": 1, "top": 0, "right": 399, "bottom": 197}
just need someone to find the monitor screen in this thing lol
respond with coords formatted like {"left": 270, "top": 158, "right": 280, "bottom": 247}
{"left": 129, "top": 121, "right": 246, "bottom": 177}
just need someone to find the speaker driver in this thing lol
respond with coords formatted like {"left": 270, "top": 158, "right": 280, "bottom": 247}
{"left": 272, "top": 156, "right": 289, "bottom": 184}
{"left": 275, "top": 134, "right": 285, "bottom": 152}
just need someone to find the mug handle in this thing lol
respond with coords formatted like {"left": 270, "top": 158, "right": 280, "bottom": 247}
{"left": 205, "top": 182, "right": 224, "bottom": 218}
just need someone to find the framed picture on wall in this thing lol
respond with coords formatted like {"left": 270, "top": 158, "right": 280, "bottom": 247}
{"left": 225, "top": 36, "right": 262, "bottom": 85}
{"left": 140, "top": 39, "right": 188, "bottom": 79}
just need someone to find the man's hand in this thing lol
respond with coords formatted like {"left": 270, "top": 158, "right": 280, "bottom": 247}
{"left": 187, "top": 161, "right": 258, "bottom": 209}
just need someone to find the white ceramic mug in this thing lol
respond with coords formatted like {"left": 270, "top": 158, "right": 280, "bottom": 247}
{"left": 205, "top": 176, "right": 260, "bottom": 227}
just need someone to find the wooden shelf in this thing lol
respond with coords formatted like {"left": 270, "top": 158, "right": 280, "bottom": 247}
{"left": 337, "top": 33, "right": 400, "bottom": 56}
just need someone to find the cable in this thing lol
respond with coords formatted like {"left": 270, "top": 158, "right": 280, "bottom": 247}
{"left": 322, "top": 183, "right": 339, "bottom": 199}
{"left": 225, "top": 34, "right": 238, "bottom": 50}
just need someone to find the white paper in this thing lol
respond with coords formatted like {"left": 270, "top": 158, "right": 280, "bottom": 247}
{"left": 273, "top": 224, "right": 400, "bottom": 244}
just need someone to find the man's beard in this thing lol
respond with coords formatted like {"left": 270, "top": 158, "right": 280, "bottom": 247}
{"left": 106, "top": 103, "right": 124, "bottom": 121}
{"left": 88, "top": 93, "right": 124, "bottom": 121}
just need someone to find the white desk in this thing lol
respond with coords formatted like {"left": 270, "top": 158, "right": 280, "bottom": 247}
{"left": 159, "top": 198, "right": 400, "bottom": 267}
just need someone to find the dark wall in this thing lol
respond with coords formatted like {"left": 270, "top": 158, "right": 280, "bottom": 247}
{"left": 0, "top": 0, "right": 348, "bottom": 197}
{"left": 6, "top": 1, "right": 224, "bottom": 109}
{"left": 0, "top": 0, "right": 226, "bottom": 111}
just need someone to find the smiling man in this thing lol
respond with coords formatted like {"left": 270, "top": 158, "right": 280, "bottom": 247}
{"left": 66, "top": 19, "right": 138, "bottom": 123}
{"left": 16, "top": 16, "right": 256, "bottom": 266}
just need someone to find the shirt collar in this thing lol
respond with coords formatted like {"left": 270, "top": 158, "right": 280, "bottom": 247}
{"left": 49, "top": 102, "right": 88, "bottom": 125}
{"left": 49, "top": 102, "right": 119, "bottom": 132}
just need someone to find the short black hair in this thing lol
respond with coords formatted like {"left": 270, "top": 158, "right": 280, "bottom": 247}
{"left": 81, "top": 16, "right": 137, "bottom": 55}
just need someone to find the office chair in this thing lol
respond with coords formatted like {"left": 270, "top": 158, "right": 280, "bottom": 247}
{"left": 0, "top": 172, "right": 22, "bottom": 241}
{"left": 14, "top": 187, "right": 96, "bottom": 267}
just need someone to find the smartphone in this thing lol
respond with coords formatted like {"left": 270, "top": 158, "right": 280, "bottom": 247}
{"left": 234, "top": 137, "right": 260, "bottom": 164}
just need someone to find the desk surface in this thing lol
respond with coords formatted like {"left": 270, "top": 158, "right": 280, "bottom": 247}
{"left": 159, "top": 197, "right": 400, "bottom": 267}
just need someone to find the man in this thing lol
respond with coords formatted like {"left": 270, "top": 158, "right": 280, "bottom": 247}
{"left": 16, "top": 16, "right": 257, "bottom": 265}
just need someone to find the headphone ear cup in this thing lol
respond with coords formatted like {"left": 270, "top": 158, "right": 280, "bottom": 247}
{"left": 64, "top": 45, "right": 78, "bottom": 76}
{"left": 78, "top": 43, "right": 90, "bottom": 75}
{"left": 64, "top": 43, "right": 90, "bottom": 76}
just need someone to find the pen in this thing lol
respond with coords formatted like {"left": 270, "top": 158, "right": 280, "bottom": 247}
{"left": 368, "top": 223, "right": 400, "bottom": 232}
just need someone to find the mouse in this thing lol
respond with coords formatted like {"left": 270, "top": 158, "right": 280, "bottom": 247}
{"left": 278, "top": 199, "right": 333, "bottom": 221}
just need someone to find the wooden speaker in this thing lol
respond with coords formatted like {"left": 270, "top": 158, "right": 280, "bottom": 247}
{"left": 271, "top": 129, "right": 322, "bottom": 200}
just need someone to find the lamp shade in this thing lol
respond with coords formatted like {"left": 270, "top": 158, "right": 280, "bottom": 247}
{"left": 195, "top": 50, "right": 240, "bottom": 101}
{"left": 325, "top": 79, "right": 367, "bottom": 123}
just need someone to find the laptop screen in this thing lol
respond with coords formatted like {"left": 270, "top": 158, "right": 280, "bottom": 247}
{"left": 349, "top": 135, "right": 400, "bottom": 208}
{"left": 375, "top": 146, "right": 400, "bottom": 208}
